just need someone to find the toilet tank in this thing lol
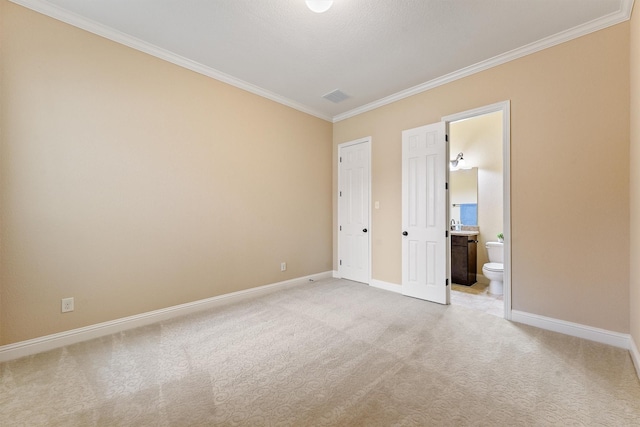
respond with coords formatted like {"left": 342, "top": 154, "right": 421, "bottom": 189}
{"left": 485, "top": 242, "right": 504, "bottom": 263}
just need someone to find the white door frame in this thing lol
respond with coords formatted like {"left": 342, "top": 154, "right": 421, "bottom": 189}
{"left": 442, "top": 101, "right": 512, "bottom": 320}
{"left": 337, "top": 137, "right": 372, "bottom": 284}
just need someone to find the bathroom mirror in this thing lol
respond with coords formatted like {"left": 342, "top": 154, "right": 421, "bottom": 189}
{"left": 450, "top": 167, "right": 478, "bottom": 225}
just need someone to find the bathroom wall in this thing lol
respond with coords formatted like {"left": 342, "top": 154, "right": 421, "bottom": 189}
{"left": 333, "top": 22, "right": 630, "bottom": 333}
{"left": 450, "top": 112, "right": 503, "bottom": 281}
{"left": 0, "top": 1, "right": 333, "bottom": 344}
{"left": 629, "top": 3, "right": 640, "bottom": 359}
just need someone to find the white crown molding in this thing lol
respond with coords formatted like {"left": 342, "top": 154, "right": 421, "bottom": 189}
{"left": 333, "top": 0, "right": 635, "bottom": 123}
{"left": 10, "top": 0, "right": 634, "bottom": 124}
{"left": 511, "top": 310, "right": 631, "bottom": 350}
{"left": 8, "top": 0, "right": 333, "bottom": 123}
{"left": 0, "top": 271, "right": 333, "bottom": 363}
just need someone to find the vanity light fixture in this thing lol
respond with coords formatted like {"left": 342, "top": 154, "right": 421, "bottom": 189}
{"left": 450, "top": 152, "right": 466, "bottom": 170}
{"left": 305, "top": 0, "right": 333, "bottom": 13}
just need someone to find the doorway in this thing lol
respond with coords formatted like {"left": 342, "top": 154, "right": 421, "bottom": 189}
{"left": 443, "top": 101, "right": 511, "bottom": 320}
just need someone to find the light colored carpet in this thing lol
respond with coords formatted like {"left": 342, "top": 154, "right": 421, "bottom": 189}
{"left": 1, "top": 278, "right": 639, "bottom": 426}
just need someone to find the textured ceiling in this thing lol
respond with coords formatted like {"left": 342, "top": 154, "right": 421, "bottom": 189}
{"left": 14, "top": 0, "right": 632, "bottom": 121}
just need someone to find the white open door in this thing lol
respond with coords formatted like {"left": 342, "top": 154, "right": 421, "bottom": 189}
{"left": 338, "top": 138, "right": 370, "bottom": 284}
{"left": 402, "top": 122, "right": 449, "bottom": 304}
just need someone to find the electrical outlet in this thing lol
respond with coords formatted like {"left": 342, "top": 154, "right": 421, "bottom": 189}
{"left": 280, "top": 262, "right": 287, "bottom": 272}
{"left": 61, "top": 297, "right": 74, "bottom": 313}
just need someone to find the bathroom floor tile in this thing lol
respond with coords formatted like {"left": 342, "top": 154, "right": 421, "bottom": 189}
{"left": 451, "top": 282, "right": 504, "bottom": 317}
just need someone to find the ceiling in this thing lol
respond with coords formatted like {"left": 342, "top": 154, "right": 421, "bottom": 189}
{"left": 14, "top": 0, "right": 633, "bottom": 121}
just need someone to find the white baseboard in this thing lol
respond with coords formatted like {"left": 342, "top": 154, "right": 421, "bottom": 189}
{"left": 370, "top": 279, "right": 402, "bottom": 294}
{"left": 511, "top": 310, "right": 630, "bottom": 349}
{"left": 0, "top": 271, "right": 333, "bottom": 363}
{"left": 332, "top": 270, "right": 341, "bottom": 278}
{"left": 631, "top": 335, "right": 640, "bottom": 379}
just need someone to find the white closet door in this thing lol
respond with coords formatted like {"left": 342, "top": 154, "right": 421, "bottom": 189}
{"left": 338, "top": 140, "right": 370, "bottom": 284}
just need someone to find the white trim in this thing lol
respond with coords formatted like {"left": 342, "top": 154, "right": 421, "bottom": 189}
{"left": 511, "top": 310, "right": 630, "bottom": 350}
{"left": 9, "top": 0, "right": 633, "bottom": 125}
{"left": 370, "top": 279, "right": 402, "bottom": 294}
{"left": 332, "top": 270, "right": 341, "bottom": 278}
{"left": 8, "top": 0, "right": 332, "bottom": 122}
{"left": 0, "top": 271, "right": 333, "bottom": 363}
{"left": 337, "top": 137, "right": 372, "bottom": 285}
{"left": 631, "top": 335, "right": 640, "bottom": 379}
{"left": 442, "top": 101, "right": 511, "bottom": 320}
{"left": 333, "top": 0, "right": 634, "bottom": 123}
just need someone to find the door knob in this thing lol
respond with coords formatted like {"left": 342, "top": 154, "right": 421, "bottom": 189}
{"left": 363, "top": 228, "right": 368, "bottom": 233}
{"left": 402, "top": 231, "right": 408, "bottom": 236}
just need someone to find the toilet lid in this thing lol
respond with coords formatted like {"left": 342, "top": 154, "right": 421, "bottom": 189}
{"left": 484, "top": 262, "right": 503, "bottom": 272}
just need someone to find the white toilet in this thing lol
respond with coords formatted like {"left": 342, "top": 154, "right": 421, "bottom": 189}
{"left": 482, "top": 242, "right": 504, "bottom": 295}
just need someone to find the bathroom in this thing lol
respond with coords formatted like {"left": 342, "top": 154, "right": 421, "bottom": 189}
{"left": 448, "top": 111, "right": 504, "bottom": 317}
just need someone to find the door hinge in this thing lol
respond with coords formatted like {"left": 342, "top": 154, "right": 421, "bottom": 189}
{"left": 445, "top": 230, "right": 449, "bottom": 237}
{"left": 339, "top": 191, "right": 342, "bottom": 197}
{"left": 340, "top": 260, "right": 342, "bottom": 266}
{"left": 445, "top": 182, "right": 448, "bottom": 190}
{"left": 445, "top": 134, "right": 449, "bottom": 142}
{"left": 339, "top": 225, "right": 342, "bottom": 231}
{"left": 446, "top": 278, "right": 449, "bottom": 286}
{"left": 339, "top": 156, "right": 342, "bottom": 163}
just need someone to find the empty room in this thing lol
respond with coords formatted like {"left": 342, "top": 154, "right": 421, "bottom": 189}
{"left": 2, "top": 0, "right": 640, "bottom": 425}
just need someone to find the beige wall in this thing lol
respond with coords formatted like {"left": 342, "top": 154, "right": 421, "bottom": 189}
{"left": 450, "top": 112, "right": 503, "bottom": 275}
{"left": 630, "top": 4, "right": 640, "bottom": 350}
{"left": 1, "top": 0, "right": 635, "bottom": 346}
{"left": 334, "top": 23, "right": 630, "bottom": 333}
{"left": 0, "top": 2, "right": 333, "bottom": 345}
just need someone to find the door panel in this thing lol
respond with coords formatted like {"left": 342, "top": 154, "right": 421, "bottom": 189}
{"left": 402, "top": 123, "right": 449, "bottom": 304}
{"left": 339, "top": 140, "right": 370, "bottom": 284}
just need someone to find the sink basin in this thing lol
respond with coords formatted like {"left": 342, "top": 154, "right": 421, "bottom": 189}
{"left": 451, "top": 230, "right": 478, "bottom": 236}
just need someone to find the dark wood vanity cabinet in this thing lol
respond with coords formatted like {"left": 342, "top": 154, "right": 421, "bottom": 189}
{"left": 451, "top": 234, "right": 477, "bottom": 286}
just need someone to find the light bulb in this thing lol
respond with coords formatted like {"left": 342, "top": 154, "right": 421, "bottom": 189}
{"left": 305, "top": 0, "right": 333, "bottom": 13}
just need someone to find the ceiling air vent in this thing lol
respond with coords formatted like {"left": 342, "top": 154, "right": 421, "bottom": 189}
{"left": 322, "top": 89, "right": 350, "bottom": 103}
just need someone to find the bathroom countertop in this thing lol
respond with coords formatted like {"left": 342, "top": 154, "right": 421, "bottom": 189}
{"left": 450, "top": 230, "right": 478, "bottom": 236}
